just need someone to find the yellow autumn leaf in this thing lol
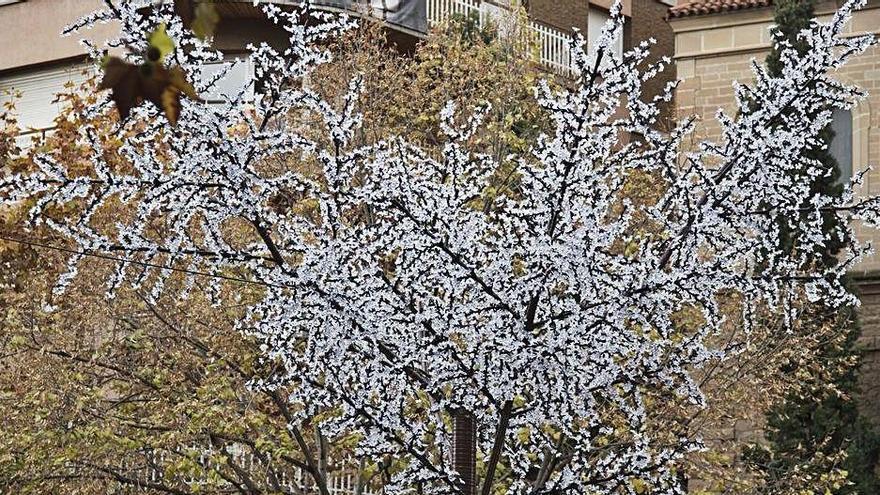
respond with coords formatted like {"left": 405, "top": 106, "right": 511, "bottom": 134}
{"left": 168, "top": 66, "right": 200, "bottom": 100}
{"left": 632, "top": 479, "right": 648, "bottom": 494}
{"left": 515, "top": 427, "right": 530, "bottom": 444}
{"left": 148, "top": 23, "right": 175, "bottom": 63}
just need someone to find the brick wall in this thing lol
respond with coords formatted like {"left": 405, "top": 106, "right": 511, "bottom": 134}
{"left": 525, "top": 0, "right": 675, "bottom": 122}
{"left": 631, "top": 0, "right": 677, "bottom": 124}
{"left": 527, "top": 0, "right": 591, "bottom": 32}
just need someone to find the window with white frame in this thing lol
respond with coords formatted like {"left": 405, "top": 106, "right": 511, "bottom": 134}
{"left": 198, "top": 55, "right": 255, "bottom": 104}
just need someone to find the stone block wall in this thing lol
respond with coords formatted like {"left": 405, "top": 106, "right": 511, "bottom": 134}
{"left": 856, "top": 282, "right": 880, "bottom": 421}
{"left": 669, "top": 0, "right": 880, "bottom": 425}
{"left": 671, "top": 2, "right": 880, "bottom": 270}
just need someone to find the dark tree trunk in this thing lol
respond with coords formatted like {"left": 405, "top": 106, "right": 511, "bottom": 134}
{"left": 451, "top": 411, "right": 477, "bottom": 495}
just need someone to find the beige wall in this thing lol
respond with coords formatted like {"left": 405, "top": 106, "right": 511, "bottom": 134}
{"left": 0, "top": 0, "right": 117, "bottom": 73}
{"left": 856, "top": 282, "right": 880, "bottom": 422}
{"left": 671, "top": 2, "right": 880, "bottom": 273}
{"left": 669, "top": 0, "right": 880, "bottom": 438}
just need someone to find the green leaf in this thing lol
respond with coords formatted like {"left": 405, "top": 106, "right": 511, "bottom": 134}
{"left": 148, "top": 24, "right": 175, "bottom": 64}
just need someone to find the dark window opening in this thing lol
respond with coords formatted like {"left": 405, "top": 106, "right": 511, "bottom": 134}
{"left": 830, "top": 108, "right": 853, "bottom": 184}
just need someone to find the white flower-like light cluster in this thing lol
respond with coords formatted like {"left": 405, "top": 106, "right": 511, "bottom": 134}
{"left": 2, "top": 0, "right": 878, "bottom": 493}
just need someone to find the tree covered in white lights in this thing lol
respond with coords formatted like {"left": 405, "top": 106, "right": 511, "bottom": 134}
{"left": 2, "top": 0, "right": 879, "bottom": 493}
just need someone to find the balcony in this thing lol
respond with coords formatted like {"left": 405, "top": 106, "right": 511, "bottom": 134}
{"left": 1, "top": 0, "right": 624, "bottom": 144}
{"left": 277, "top": 0, "right": 621, "bottom": 76}
{"left": 427, "top": 0, "right": 575, "bottom": 75}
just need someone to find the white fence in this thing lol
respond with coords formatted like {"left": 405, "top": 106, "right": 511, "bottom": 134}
{"left": 426, "top": 0, "right": 576, "bottom": 76}
{"left": 427, "top": 0, "right": 482, "bottom": 25}
{"left": 528, "top": 20, "right": 574, "bottom": 76}
{"left": 117, "top": 445, "right": 377, "bottom": 494}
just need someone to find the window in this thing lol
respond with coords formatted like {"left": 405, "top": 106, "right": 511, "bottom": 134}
{"left": 830, "top": 108, "right": 853, "bottom": 184}
{"left": 199, "top": 56, "right": 254, "bottom": 104}
{"left": 0, "top": 62, "right": 92, "bottom": 148}
{"left": 587, "top": 6, "right": 624, "bottom": 61}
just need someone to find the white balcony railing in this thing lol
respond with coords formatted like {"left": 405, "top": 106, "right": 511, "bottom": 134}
{"left": 529, "top": 20, "right": 574, "bottom": 76}
{"left": 118, "top": 445, "right": 379, "bottom": 494}
{"left": 427, "top": 0, "right": 483, "bottom": 24}
{"left": 426, "top": 0, "right": 576, "bottom": 76}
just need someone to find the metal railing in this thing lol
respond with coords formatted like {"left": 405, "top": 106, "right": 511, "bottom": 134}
{"left": 117, "top": 445, "right": 379, "bottom": 494}
{"left": 426, "top": 0, "right": 576, "bottom": 76}
{"left": 427, "top": 0, "right": 482, "bottom": 25}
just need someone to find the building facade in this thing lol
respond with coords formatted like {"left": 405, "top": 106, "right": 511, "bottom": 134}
{"left": 0, "top": 0, "right": 419, "bottom": 140}
{"left": 667, "top": 0, "right": 880, "bottom": 426}
{"left": 0, "top": 0, "right": 679, "bottom": 141}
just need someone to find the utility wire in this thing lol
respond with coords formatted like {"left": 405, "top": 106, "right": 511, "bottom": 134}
{"left": 0, "top": 233, "right": 293, "bottom": 290}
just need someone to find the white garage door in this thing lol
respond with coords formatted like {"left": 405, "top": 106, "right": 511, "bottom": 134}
{"left": 0, "top": 56, "right": 252, "bottom": 148}
{"left": 0, "top": 62, "right": 92, "bottom": 137}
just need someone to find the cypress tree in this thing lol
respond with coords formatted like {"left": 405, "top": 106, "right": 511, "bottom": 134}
{"left": 748, "top": 1, "right": 880, "bottom": 492}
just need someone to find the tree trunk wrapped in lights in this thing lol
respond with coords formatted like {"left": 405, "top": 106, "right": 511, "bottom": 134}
{"left": 2, "top": 0, "right": 879, "bottom": 493}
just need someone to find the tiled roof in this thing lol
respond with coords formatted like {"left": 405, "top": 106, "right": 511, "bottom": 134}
{"left": 667, "top": 0, "right": 773, "bottom": 18}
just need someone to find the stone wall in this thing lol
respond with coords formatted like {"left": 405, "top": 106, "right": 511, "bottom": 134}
{"left": 857, "top": 282, "right": 880, "bottom": 420}
{"left": 669, "top": 0, "right": 880, "bottom": 427}
{"left": 671, "top": 2, "right": 880, "bottom": 271}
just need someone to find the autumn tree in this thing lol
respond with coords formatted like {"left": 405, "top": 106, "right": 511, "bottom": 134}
{"left": 0, "top": 83, "right": 366, "bottom": 495}
{"left": 0, "top": 10, "right": 544, "bottom": 494}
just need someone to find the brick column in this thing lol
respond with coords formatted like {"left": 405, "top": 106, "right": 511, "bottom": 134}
{"left": 451, "top": 411, "right": 477, "bottom": 495}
